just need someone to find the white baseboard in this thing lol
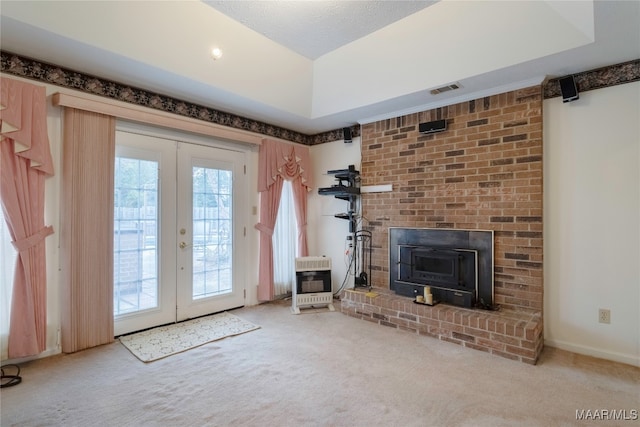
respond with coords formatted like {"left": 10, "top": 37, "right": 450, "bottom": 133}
{"left": 545, "top": 338, "right": 640, "bottom": 367}
{"left": 2, "top": 347, "right": 61, "bottom": 365}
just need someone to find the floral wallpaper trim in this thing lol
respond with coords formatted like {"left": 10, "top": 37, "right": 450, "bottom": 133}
{"left": 1, "top": 51, "right": 317, "bottom": 144}
{"left": 543, "top": 59, "right": 639, "bottom": 99}
{"left": 2, "top": 52, "right": 635, "bottom": 144}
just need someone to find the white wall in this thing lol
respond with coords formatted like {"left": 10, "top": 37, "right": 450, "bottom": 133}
{"left": 544, "top": 82, "right": 640, "bottom": 367}
{"left": 5, "top": 71, "right": 638, "bottom": 368}
{"left": 307, "top": 138, "right": 362, "bottom": 294}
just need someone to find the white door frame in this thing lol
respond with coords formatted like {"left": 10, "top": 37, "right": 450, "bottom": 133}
{"left": 176, "top": 141, "right": 247, "bottom": 320}
{"left": 114, "top": 123, "right": 250, "bottom": 335}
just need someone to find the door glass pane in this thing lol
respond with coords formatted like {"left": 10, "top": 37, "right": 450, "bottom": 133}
{"left": 192, "top": 166, "right": 232, "bottom": 299}
{"left": 114, "top": 156, "right": 159, "bottom": 315}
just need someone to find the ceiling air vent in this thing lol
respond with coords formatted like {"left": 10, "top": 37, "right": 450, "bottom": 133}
{"left": 430, "top": 83, "right": 461, "bottom": 95}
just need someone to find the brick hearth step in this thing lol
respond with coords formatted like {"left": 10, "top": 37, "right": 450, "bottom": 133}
{"left": 341, "top": 288, "right": 543, "bottom": 364}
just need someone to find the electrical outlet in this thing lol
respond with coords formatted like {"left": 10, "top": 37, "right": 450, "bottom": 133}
{"left": 598, "top": 309, "right": 611, "bottom": 324}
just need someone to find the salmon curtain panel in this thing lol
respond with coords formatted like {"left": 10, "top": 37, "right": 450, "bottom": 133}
{"left": 0, "top": 78, "right": 54, "bottom": 358}
{"left": 255, "top": 138, "right": 313, "bottom": 301}
{"left": 60, "top": 108, "right": 115, "bottom": 353}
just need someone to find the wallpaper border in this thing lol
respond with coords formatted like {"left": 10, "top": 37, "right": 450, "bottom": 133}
{"left": 2, "top": 51, "right": 637, "bottom": 145}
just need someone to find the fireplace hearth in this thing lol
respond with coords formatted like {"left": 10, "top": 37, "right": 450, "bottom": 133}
{"left": 390, "top": 228, "right": 494, "bottom": 309}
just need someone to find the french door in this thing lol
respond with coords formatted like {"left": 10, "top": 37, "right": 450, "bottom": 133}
{"left": 113, "top": 130, "right": 247, "bottom": 336}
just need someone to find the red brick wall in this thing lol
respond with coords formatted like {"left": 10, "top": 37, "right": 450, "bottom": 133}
{"left": 360, "top": 86, "right": 543, "bottom": 312}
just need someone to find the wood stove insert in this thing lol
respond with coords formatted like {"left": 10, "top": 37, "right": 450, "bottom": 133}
{"left": 390, "top": 228, "right": 494, "bottom": 309}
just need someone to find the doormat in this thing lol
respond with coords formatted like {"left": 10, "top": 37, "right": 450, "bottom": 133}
{"left": 119, "top": 312, "right": 260, "bottom": 362}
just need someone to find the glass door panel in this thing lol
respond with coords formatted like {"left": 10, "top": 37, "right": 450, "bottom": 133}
{"left": 176, "top": 142, "right": 246, "bottom": 321}
{"left": 192, "top": 166, "right": 233, "bottom": 299}
{"left": 113, "top": 132, "right": 176, "bottom": 336}
{"left": 114, "top": 156, "right": 159, "bottom": 315}
{"left": 114, "top": 131, "right": 247, "bottom": 334}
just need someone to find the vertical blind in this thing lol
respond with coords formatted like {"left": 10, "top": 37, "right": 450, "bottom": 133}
{"left": 60, "top": 108, "right": 115, "bottom": 353}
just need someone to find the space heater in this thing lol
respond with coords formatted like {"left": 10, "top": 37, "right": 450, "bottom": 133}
{"left": 292, "top": 256, "right": 334, "bottom": 314}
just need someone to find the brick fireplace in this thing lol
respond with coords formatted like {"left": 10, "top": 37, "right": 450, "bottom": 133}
{"left": 340, "top": 86, "right": 544, "bottom": 363}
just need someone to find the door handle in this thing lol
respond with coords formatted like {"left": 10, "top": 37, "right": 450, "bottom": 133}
{"left": 179, "top": 241, "right": 189, "bottom": 249}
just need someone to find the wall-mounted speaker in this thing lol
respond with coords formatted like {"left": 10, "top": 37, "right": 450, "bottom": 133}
{"left": 419, "top": 119, "right": 447, "bottom": 134}
{"left": 559, "top": 75, "right": 579, "bottom": 103}
{"left": 343, "top": 127, "right": 352, "bottom": 143}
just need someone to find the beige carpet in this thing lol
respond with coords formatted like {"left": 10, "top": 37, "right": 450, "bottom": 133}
{"left": 1, "top": 300, "right": 638, "bottom": 426}
{"left": 119, "top": 311, "right": 260, "bottom": 362}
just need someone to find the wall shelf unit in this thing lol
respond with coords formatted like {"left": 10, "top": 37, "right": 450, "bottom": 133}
{"left": 318, "top": 165, "right": 360, "bottom": 232}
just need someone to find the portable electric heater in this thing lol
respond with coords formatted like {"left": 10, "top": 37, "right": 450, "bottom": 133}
{"left": 292, "top": 256, "right": 334, "bottom": 314}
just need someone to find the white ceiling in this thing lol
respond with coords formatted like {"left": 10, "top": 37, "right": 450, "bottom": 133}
{"left": 1, "top": 1, "right": 639, "bottom": 135}
{"left": 203, "top": 1, "right": 437, "bottom": 59}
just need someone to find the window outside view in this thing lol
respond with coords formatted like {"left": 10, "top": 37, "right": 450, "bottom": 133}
{"left": 113, "top": 157, "right": 159, "bottom": 316}
{"left": 192, "top": 166, "right": 232, "bottom": 299}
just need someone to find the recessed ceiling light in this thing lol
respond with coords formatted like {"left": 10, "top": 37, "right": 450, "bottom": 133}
{"left": 211, "top": 47, "right": 223, "bottom": 60}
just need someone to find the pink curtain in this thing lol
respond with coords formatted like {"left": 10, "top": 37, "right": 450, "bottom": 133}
{"left": 255, "top": 138, "right": 313, "bottom": 301}
{"left": 0, "top": 78, "right": 54, "bottom": 358}
{"left": 255, "top": 177, "right": 284, "bottom": 302}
